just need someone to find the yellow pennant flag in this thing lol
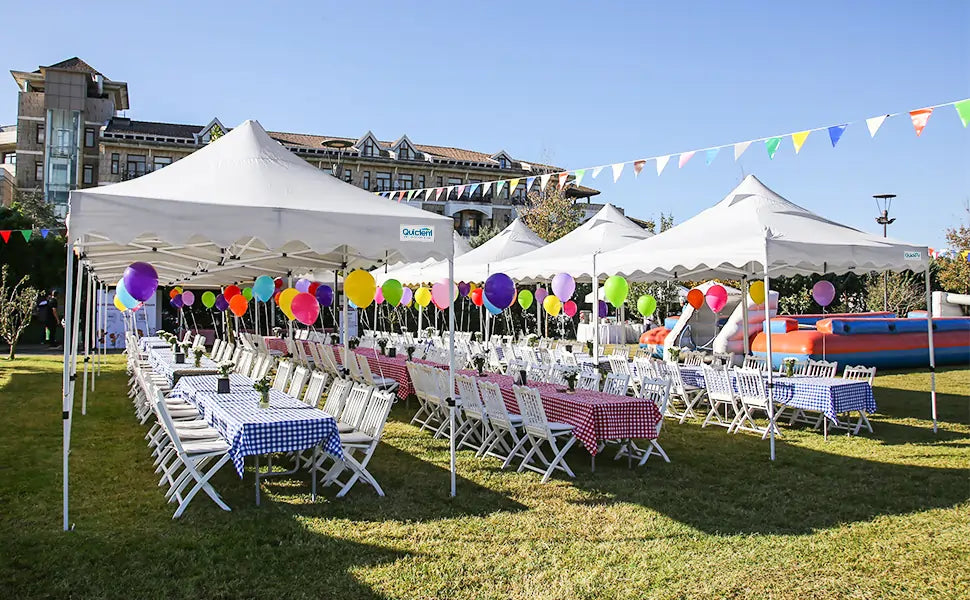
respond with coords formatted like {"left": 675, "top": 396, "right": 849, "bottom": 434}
{"left": 791, "top": 130, "right": 811, "bottom": 154}
{"left": 508, "top": 178, "right": 520, "bottom": 195}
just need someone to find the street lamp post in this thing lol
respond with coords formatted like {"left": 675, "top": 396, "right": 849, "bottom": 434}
{"left": 874, "top": 194, "right": 897, "bottom": 312}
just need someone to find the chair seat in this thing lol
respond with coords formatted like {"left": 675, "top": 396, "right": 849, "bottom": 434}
{"left": 548, "top": 421, "right": 574, "bottom": 432}
{"left": 337, "top": 422, "right": 356, "bottom": 433}
{"left": 339, "top": 431, "right": 374, "bottom": 445}
{"left": 181, "top": 439, "right": 230, "bottom": 454}
{"left": 175, "top": 427, "right": 222, "bottom": 440}
{"left": 169, "top": 408, "right": 201, "bottom": 419}
{"left": 172, "top": 420, "right": 211, "bottom": 430}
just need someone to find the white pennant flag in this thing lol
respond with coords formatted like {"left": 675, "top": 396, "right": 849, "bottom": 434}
{"left": 591, "top": 166, "right": 604, "bottom": 179}
{"left": 611, "top": 163, "right": 624, "bottom": 183}
{"left": 734, "top": 140, "right": 752, "bottom": 160}
{"left": 655, "top": 155, "right": 670, "bottom": 175}
{"left": 540, "top": 173, "right": 552, "bottom": 190}
{"left": 425, "top": 188, "right": 434, "bottom": 200}
{"left": 866, "top": 115, "right": 888, "bottom": 137}
{"left": 481, "top": 181, "right": 491, "bottom": 196}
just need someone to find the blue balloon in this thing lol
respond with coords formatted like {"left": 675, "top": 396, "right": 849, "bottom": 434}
{"left": 253, "top": 275, "right": 275, "bottom": 302}
{"left": 482, "top": 293, "right": 502, "bottom": 315}
{"left": 116, "top": 279, "right": 138, "bottom": 309}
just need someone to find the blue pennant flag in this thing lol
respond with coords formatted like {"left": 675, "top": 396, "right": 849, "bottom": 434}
{"left": 468, "top": 183, "right": 480, "bottom": 196}
{"left": 705, "top": 147, "right": 720, "bottom": 165}
{"left": 40, "top": 228, "right": 50, "bottom": 239}
{"left": 828, "top": 124, "right": 847, "bottom": 148}
{"left": 525, "top": 176, "right": 535, "bottom": 191}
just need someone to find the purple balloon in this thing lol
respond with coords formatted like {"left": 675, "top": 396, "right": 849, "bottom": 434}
{"left": 181, "top": 290, "right": 195, "bottom": 306}
{"left": 401, "top": 286, "right": 413, "bottom": 306}
{"left": 812, "top": 280, "right": 836, "bottom": 307}
{"left": 214, "top": 294, "right": 229, "bottom": 311}
{"left": 457, "top": 282, "right": 471, "bottom": 297}
{"left": 598, "top": 300, "right": 608, "bottom": 318}
{"left": 315, "top": 284, "right": 334, "bottom": 307}
{"left": 484, "top": 273, "right": 515, "bottom": 309}
{"left": 295, "top": 278, "right": 311, "bottom": 293}
{"left": 122, "top": 262, "right": 158, "bottom": 302}
{"left": 170, "top": 294, "right": 184, "bottom": 309}
{"left": 551, "top": 273, "right": 575, "bottom": 302}
{"left": 535, "top": 287, "right": 548, "bottom": 303}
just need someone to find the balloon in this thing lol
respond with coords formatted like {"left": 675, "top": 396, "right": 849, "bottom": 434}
{"left": 242, "top": 287, "right": 253, "bottom": 301}
{"left": 535, "top": 287, "right": 548, "bottom": 304}
{"left": 228, "top": 294, "right": 248, "bottom": 317}
{"left": 382, "top": 279, "right": 403, "bottom": 306}
{"left": 400, "top": 286, "right": 413, "bottom": 307}
{"left": 273, "top": 277, "right": 284, "bottom": 290}
{"left": 224, "top": 285, "right": 241, "bottom": 300}
{"left": 686, "top": 289, "right": 704, "bottom": 310}
{"left": 414, "top": 287, "right": 432, "bottom": 308}
{"left": 374, "top": 286, "right": 385, "bottom": 305}
{"left": 551, "top": 273, "right": 575, "bottom": 302}
{"left": 469, "top": 287, "right": 484, "bottom": 307}
{"left": 705, "top": 285, "right": 728, "bottom": 313}
{"left": 171, "top": 294, "right": 184, "bottom": 309}
{"left": 637, "top": 295, "right": 657, "bottom": 317}
{"left": 279, "top": 288, "right": 299, "bottom": 320}
{"left": 169, "top": 289, "right": 179, "bottom": 299}
{"left": 812, "top": 280, "right": 836, "bottom": 307}
{"left": 201, "top": 291, "right": 216, "bottom": 308}
{"left": 253, "top": 276, "right": 275, "bottom": 301}
{"left": 344, "top": 270, "right": 377, "bottom": 309}
{"left": 315, "top": 284, "right": 334, "bottom": 307}
{"left": 482, "top": 293, "right": 502, "bottom": 315}
{"left": 214, "top": 294, "right": 228, "bottom": 311}
{"left": 113, "top": 295, "right": 127, "bottom": 312}
{"left": 308, "top": 281, "right": 320, "bottom": 295}
{"left": 295, "top": 278, "right": 311, "bottom": 293}
{"left": 484, "top": 273, "right": 515, "bottom": 309}
{"left": 543, "top": 294, "right": 562, "bottom": 316}
{"left": 431, "top": 280, "right": 457, "bottom": 309}
{"left": 749, "top": 280, "right": 766, "bottom": 305}
{"left": 116, "top": 279, "right": 138, "bottom": 309}
{"left": 122, "top": 262, "right": 158, "bottom": 302}
{"left": 457, "top": 282, "right": 471, "bottom": 297}
{"left": 291, "top": 292, "right": 320, "bottom": 326}
{"left": 603, "top": 275, "right": 629, "bottom": 309}
{"left": 563, "top": 300, "right": 578, "bottom": 318}
{"left": 598, "top": 300, "right": 609, "bottom": 318}
{"left": 518, "top": 289, "right": 534, "bottom": 310}
{"left": 181, "top": 290, "right": 195, "bottom": 307}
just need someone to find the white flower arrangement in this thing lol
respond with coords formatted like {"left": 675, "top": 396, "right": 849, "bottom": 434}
{"left": 218, "top": 360, "right": 235, "bottom": 378}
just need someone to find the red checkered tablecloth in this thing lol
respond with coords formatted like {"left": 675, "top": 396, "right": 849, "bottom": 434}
{"left": 263, "top": 337, "right": 287, "bottom": 353}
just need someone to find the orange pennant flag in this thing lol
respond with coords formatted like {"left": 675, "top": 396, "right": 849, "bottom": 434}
{"left": 909, "top": 108, "right": 933, "bottom": 137}
{"left": 558, "top": 172, "right": 568, "bottom": 188}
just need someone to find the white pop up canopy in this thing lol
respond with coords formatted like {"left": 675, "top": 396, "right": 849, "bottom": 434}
{"left": 377, "top": 231, "right": 473, "bottom": 284}
{"left": 61, "top": 120, "right": 460, "bottom": 530}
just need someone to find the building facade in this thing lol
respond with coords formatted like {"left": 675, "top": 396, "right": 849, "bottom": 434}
{"left": 6, "top": 57, "right": 607, "bottom": 233}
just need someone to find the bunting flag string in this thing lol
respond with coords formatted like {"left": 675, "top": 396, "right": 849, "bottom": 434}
{"left": 372, "top": 97, "right": 968, "bottom": 201}
{"left": 0, "top": 227, "right": 65, "bottom": 243}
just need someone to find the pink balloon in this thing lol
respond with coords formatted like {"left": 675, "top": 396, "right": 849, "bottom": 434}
{"left": 812, "top": 280, "right": 836, "bottom": 307}
{"left": 291, "top": 292, "right": 320, "bottom": 326}
{"left": 705, "top": 285, "right": 728, "bottom": 313}
{"left": 535, "top": 287, "right": 548, "bottom": 303}
{"left": 563, "top": 300, "right": 578, "bottom": 318}
{"left": 374, "top": 286, "right": 384, "bottom": 305}
{"left": 431, "top": 279, "right": 457, "bottom": 309}
{"left": 400, "top": 287, "right": 413, "bottom": 306}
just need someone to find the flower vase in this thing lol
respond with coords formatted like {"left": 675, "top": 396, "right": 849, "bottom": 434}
{"left": 567, "top": 380, "right": 575, "bottom": 393}
{"left": 259, "top": 390, "right": 270, "bottom": 409}
{"left": 387, "top": 347, "right": 396, "bottom": 358}
{"left": 174, "top": 352, "right": 185, "bottom": 364}
{"left": 217, "top": 377, "right": 230, "bottom": 394}
{"left": 194, "top": 357, "right": 202, "bottom": 368}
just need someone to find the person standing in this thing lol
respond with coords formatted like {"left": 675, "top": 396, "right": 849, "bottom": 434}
{"left": 44, "top": 289, "right": 61, "bottom": 348}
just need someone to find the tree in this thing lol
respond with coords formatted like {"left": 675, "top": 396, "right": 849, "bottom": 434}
{"left": 936, "top": 202, "right": 970, "bottom": 295}
{"left": 0, "top": 265, "right": 39, "bottom": 359}
{"left": 517, "top": 186, "right": 584, "bottom": 243}
{"left": 468, "top": 224, "right": 501, "bottom": 249}
{"left": 865, "top": 271, "right": 923, "bottom": 316}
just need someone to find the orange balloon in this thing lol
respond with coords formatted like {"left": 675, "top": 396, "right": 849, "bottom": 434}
{"left": 686, "top": 288, "right": 704, "bottom": 310}
{"left": 228, "top": 294, "right": 248, "bottom": 317}
{"left": 168, "top": 289, "right": 179, "bottom": 299}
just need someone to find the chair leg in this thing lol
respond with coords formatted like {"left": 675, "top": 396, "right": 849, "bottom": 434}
{"left": 541, "top": 436, "right": 576, "bottom": 482}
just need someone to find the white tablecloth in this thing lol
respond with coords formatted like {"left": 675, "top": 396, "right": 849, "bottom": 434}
{"left": 576, "top": 323, "right": 646, "bottom": 344}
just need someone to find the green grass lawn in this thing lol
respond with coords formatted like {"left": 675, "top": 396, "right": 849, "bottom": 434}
{"left": 1, "top": 355, "right": 968, "bottom": 599}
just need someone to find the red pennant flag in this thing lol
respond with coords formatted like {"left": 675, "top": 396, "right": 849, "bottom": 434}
{"left": 909, "top": 108, "right": 933, "bottom": 137}
{"left": 0, "top": 230, "right": 10, "bottom": 243}
{"left": 633, "top": 160, "right": 646, "bottom": 177}
{"left": 557, "top": 172, "right": 568, "bottom": 189}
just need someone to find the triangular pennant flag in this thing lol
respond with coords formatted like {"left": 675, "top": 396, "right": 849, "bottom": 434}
{"left": 456, "top": 185, "right": 466, "bottom": 198}
{"left": 734, "top": 141, "right": 752, "bottom": 160}
{"left": 827, "top": 124, "right": 847, "bottom": 147}
{"left": 481, "top": 181, "right": 491, "bottom": 196}
{"left": 539, "top": 174, "right": 551, "bottom": 190}
{"left": 954, "top": 100, "right": 970, "bottom": 127}
{"left": 591, "top": 166, "right": 604, "bottom": 179}
{"left": 866, "top": 115, "right": 888, "bottom": 137}
{"left": 21, "top": 230, "right": 32, "bottom": 242}
{"left": 406, "top": 190, "right": 416, "bottom": 201}
{"left": 611, "top": 163, "right": 624, "bottom": 182}
{"left": 765, "top": 137, "right": 782, "bottom": 159}
{"left": 678, "top": 151, "right": 695, "bottom": 168}
{"left": 655, "top": 155, "right": 669, "bottom": 175}
{"left": 435, "top": 187, "right": 444, "bottom": 200}
{"left": 508, "top": 178, "right": 520, "bottom": 194}
{"left": 468, "top": 183, "right": 480, "bottom": 197}
{"left": 573, "top": 169, "right": 585, "bottom": 187}
{"left": 791, "top": 130, "right": 810, "bottom": 154}
{"left": 495, "top": 180, "right": 507, "bottom": 196}
{"left": 425, "top": 188, "right": 435, "bottom": 200}
{"left": 525, "top": 176, "right": 535, "bottom": 191}
{"left": 909, "top": 108, "right": 933, "bottom": 137}
{"left": 633, "top": 160, "right": 646, "bottom": 177}
{"left": 40, "top": 228, "right": 50, "bottom": 239}
{"left": 705, "top": 147, "right": 720, "bottom": 165}
{"left": 398, "top": 191, "right": 407, "bottom": 202}
{"left": 557, "top": 172, "right": 568, "bottom": 189}
{"left": 0, "top": 231, "right": 10, "bottom": 243}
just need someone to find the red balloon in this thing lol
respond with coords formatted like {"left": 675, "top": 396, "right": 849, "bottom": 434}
{"left": 273, "top": 277, "right": 284, "bottom": 290}
{"left": 224, "top": 285, "right": 241, "bottom": 300}
{"left": 686, "top": 288, "right": 704, "bottom": 310}
{"left": 168, "top": 289, "right": 179, "bottom": 299}
{"left": 228, "top": 294, "right": 248, "bottom": 317}
{"left": 563, "top": 300, "right": 578, "bottom": 318}
{"left": 470, "top": 288, "right": 484, "bottom": 307}
{"left": 308, "top": 281, "right": 320, "bottom": 295}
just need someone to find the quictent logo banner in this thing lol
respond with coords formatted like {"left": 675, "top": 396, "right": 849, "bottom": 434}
{"left": 401, "top": 225, "right": 435, "bottom": 243}
{"left": 904, "top": 251, "right": 922, "bottom": 260}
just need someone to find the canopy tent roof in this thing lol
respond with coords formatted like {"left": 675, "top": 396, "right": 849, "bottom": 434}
{"left": 68, "top": 120, "right": 454, "bottom": 287}
{"left": 497, "top": 204, "right": 653, "bottom": 283}
{"left": 376, "top": 218, "right": 547, "bottom": 284}
{"left": 597, "top": 175, "right": 930, "bottom": 282}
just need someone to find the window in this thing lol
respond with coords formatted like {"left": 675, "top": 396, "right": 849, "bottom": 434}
{"left": 398, "top": 145, "right": 413, "bottom": 160}
{"left": 418, "top": 175, "right": 425, "bottom": 189}
{"left": 36, "top": 123, "right": 45, "bottom": 145}
{"left": 396, "top": 174, "right": 413, "bottom": 190}
{"left": 362, "top": 139, "right": 376, "bottom": 157}
{"left": 82, "top": 164, "right": 94, "bottom": 184}
{"left": 343, "top": 169, "right": 352, "bottom": 183}
{"left": 497, "top": 156, "right": 510, "bottom": 169}
{"left": 84, "top": 127, "right": 95, "bottom": 148}
{"left": 126, "top": 154, "right": 146, "bottom": 178}
{"left": 468, "top": 179, "right": 482, "bottom": 199}
{"left": 436, "top": 176, "right": 443, "bottom": 187}
{"left": 110, "top": 153, "right": 119, "bottom": 174}
{"left": 153, "top": 156, "right": 172, "bottom": 170}
{"left": 34, "top": 161, "right": 43, "bottom": 181}
{"left": 375, "top": 172, "right": 392, "bottom": 192}
{"left": 1, "top": 152, "right": 14, "bottom": 165}
{"left": 448, "top": 177, "right": 462, "bottom": 200}
{"left": 362, "top": 171, "right": 370, "bottom": 190}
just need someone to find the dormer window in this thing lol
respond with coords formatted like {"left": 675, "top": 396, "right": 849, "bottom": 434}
{"left": 363, "top": 139, "right": 377, "bottom": 157}
{"left": 398, "top": 146, "right": 413, "bottom": 161}
{"left": 498, "top": 156, "right": 509, "bottom": 169}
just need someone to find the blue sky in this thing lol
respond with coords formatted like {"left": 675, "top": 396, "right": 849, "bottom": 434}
{"left": 4, "top": 0, "right": 967, "bottom": 246}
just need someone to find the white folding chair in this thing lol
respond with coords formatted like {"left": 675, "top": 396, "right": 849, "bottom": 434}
{"left": 603, "top": 373, "right": 630, "bottom": 396}
{"left": 303, "top": 370, "right": 329, "bottom": 408}
{"left": 454, "top": 374, "right": 489, "bottom": 454}
{"left": 287, "top": 366, "right": 310, "bottom": 398}
{"left": 742, "top": 355, "right": 769, "bottom": 372}
{"left": 633, "top": 377, "right": 673, "bottom": 465}
{"left": 478, "top": 380, "right": 525, "bottom": 466}
{"left": 732, "top": 368, "right": 780, "bottom": 439}
{"left": 272, "top": 360, "right": 293, "bottom": 392}
{"left": 806, "top": 359, "right": 838, "bottom": 379}
{"left": 320, "top": 390, "right": 396, "bottom": 497}
{"left": 321, "top": 378, "right": 354, "bottom": 420}
{"left": 250, "top": 354, "right": 273, "bottom": 381}
{"left": 356, "top": 353, "right": 400, "bottom": 393}
{"left": 701, "top": 364, "right": 739, "bottom": 429}
{"left": 509, "top": 385, "right": 576, "bottom": 483}
{"left": 576, "top": 371, "right": 601, "bottom": 391}
{"left": 335, "top": 383, "right": 375, "bottom": 434}
{"left": 828, "top": 365, "right": 877, "bottom": 434}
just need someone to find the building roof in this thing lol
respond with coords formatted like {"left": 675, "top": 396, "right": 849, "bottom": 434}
{"left": 104, "top": 118, "right": 203, "bottom": 139}
{"left": 37, "top": 57, "right": 104, "bottom": 78}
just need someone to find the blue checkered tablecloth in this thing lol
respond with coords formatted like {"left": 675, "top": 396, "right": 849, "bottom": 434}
{"left": 678, "top": 366, "right": 876, "bottom": 422}
{"left": 172, "top": 375, "right": 342, "bottom": 476}
{"left": 138, "top": 336, "right": 171, "bottom": 352}
{"left": 148, "top": 347, "right": 220, "bottom": 385}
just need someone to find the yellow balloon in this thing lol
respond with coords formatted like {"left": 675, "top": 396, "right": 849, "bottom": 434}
{"left": 414, "top": 287, "right": 432, "bottom": 308}
{"left": 344, "top": 269, "right": 376, "bottom": 309}
{"left": 114, "top": 295, "right": 127, "bottom": 312}
{"left": 468, "top": 283, "right": 477, "bottom": 292}
{"left": 749, "top": 280, "right": 766, "bottom": 305}
{"left": 543, "top": 294, "right": 562, "bottom": 316}
{"left": 279, "top": 288, "right": 299, "bottom": 321}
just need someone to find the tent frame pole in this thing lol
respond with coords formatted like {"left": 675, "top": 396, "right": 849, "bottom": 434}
{"left": 592, "top": 254, "right": 599, "bottom": 362}
{"left": 924, "top": 268, "right": 938, "bottom": 432}
{"left": 60, "top": 242, "right": 78, "bottom": 531}
{"left": 762, "top": 242, "right": 775, "bottom": 461}
{"left": 81, "top": 272, "right": 93, "bottom": 415}
{"left": 447, "top": 257, "right": 457, "bottom": 497}
{"left": 741, "top": 276, "right": 750, "bottom": 358}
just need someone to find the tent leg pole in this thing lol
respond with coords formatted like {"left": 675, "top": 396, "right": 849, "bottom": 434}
{"left": 741, "top": 276, "right": 750, "bottom": 358}
{"left": 81, "top": 273, "right": 93, "bottom": 414}
{"left": 61, "top": 242, "right": 78, "bottom": 532}
{"left": 447, "top": 258, "right": 457, "bottom": 497}
{"left": 925, "top": 269, "right": 937, "bottom": 432}
{"left": 592, "top": 255, "right": 599, "bottom": 362}
{"left": 763, "top": 266, "right": 775, "bottom": 461}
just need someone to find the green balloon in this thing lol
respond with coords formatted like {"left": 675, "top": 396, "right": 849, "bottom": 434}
{"left": 604, "top": 275, "right": 629, "bottom": 309}
{"left": 382, "top": 279, "right": 404, "bottom": 306}
{"left": 517, "top": 289, "right": 534, "bottom": 310}
{"left": 201, "top": 291, "right": 216, "bottom": 308}
{"left": 242, "top": 287, "right": 254, "bottom": 301}
{"left": 637, "top": 294, "right": 657, "bottom": 317}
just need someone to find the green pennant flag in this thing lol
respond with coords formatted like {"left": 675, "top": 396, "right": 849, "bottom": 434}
{"left": 765, "top": 137, "right": 782, "bottom": 160}
{"left": 954, "top": 99, "right": 970, "bottom": 128}
{"left": 21, "top": 229, "right": 31, "bottom": 242}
